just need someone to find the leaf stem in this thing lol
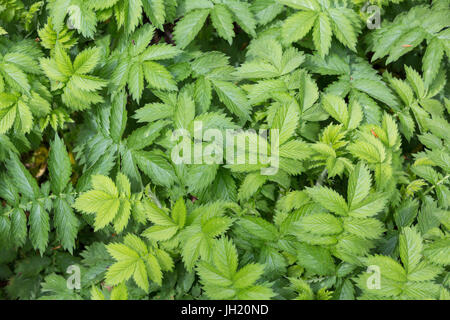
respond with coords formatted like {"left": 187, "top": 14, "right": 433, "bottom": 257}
{"left": 422, "top": 174, "right": 450, "bottom": 196}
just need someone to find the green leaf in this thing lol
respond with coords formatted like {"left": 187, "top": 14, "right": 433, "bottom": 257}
{"left": 5, "top": 155, "right": 40, "bottom": 199}
{"left": 174, "top": 9, "right": 210, "bottom": 49}
{"left": 399, "top": 227, "right": 423, "bottom": 273}
{"left": 423, "top": 38, "right": 444, "bottom": 85}
{"left": 145, "top": 201, "right": 176, "bottom": 226}
{"left": 212, "top": 236, "right": 238, "bottom": 278}
{"left": 233, "top": 263, "right": 264, "bottom": 289}
{"left": 143, "top": 61, "right": 177, "bottom": 91}
{"left": 10, "top": 208, "right": 27, "bottom": 247}
{"left": 0, "top": 94, "right": 17, "bottom": 134}
{"left": 328, "top": 8, "right": 359, "bottom": 52}
{"left": 313, "top": 13, "right": 332, "bottom": 57}
{"left": 238, "top": 173, "right": 268, "bottom": 201}
{"left": 1, "top": 63, "right": 30, "bottom": 93}
{"left": 110, "top": 283, "right": 128, "bottom": 300}
{"left": 107, "top": 243, "right": 140, "bottom": 261}
{"left": 196, "top": 237, "right": 273, "bottom": 299}
{"left": 142, "top": 0, "right": 166, "bottom": 30}
{"left": 347, "top": 193, "right": 386, "bottom": 218}
{"left": 128, "top": 63, "right": 144, "bottom": 102}
{"left": 347, "top": 162, "right": 371, "bottom": 209}
{"left": 366, "top": 255, "right": 406, "bottom": 282}
{"left": 423, "top": 239, "right": 450, "bottom": 266}
{"left": 174, "top": 90, "right": 195, "bottom": 130}
{"left": 146, "top": 253, "right": 163, "bottom": 286}
{"left": 134, "top": 259, "right": 150, "bottom": 292}
{"left": 29, "top": 203, "right": 50, "bottom": 254}
{"left": 134, "top": 150, "right": 177, "bottom": 187}
{"left": 282, "top": 11, "right": 317, "bottom": 44}
{"left": 343, "top": 217, "right": 385, "bottom": 240}
{"left": 106, "top": 259, "right": 138, "bottom": 286}
{"left": 300, "top": 213, "right": 343, "bottom": 235}
{"left": 210, "top": 4, "right": 235, "bottom": 44}
{"left": 225, "top": 0, "right": 256, "bottom": 37}
{"left": 40, "top": 274, "right": 81, "bottom": 300}
{"left": 296, "top": 243, "right": 335, "bottom": 276}
{"left": 74, "top": 190, "right": 120, "bottom": 230}
{"left": 106, "top": 235, "right": 166, "bottom": 291}
{"left": 110, "top": 91, "right": 128, "bottom": 143}
{"left": 272, "top": 101, "right": 299, "bottom": 145}
{"left": 239, "top": 216, "right": 278, "bottom": 241}
{"left": 237, "top": 285, "right": 275, "bottom": 300}
{"left": 171, "top": 198, "right": 186, "bottom": 228}
{"left": 73, "top": 47, "right": 101, "bottom": 74}
{"left": 54, "top": 198, "right": 79, "bottom": 253}
{"left": 321, "top": 94, "right": 348, "bottom": 127}
{"left": 141, "top": 44, "right": 181, "bottom": 61}
{"left": 306, "top": 186, "right": 348, "bottom": 216}
{"left": 212, "top": 79, "right": 251, "bottom": 121}
{"left": 143, "top": 225, "right": 178, "bottom": 241}
{"left": 49, "top": 135, "right": 72, "bottom": 194}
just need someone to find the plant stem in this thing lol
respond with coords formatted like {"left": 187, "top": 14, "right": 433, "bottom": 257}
{"left": 422, "top": 174, "right": 450, "bottom": 196}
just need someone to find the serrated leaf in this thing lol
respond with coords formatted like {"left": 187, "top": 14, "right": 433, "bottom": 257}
{"left": 306, "top": 186, "right": 348, "bottom": 216}
{"left": 49, "top": 135, "right": 71, "bottom": 194}
{"left": 173, "top": 9, "right": 210, "bottom": 49}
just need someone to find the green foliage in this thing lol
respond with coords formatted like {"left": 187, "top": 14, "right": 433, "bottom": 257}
{"left": 174, "top": 0, "right": 256, "bottom": 48}
{"left": 279, "top": 0, "right": 362, "bottom": 56}
{"left": 369, "top": 2, "right": 449, "bottom": 85}
{"left": 40, "top": 45, "right": 107, "bottom": 110}
{"left": 196, "top": 237, "right": 274, "bottom": 299}
{"left": 74, "top": 173, "right": 136, "bottom": 232}
{"left": 105, "top": 234, "right": 173, "bottom": 292}
{"left": 356, "top": 227, "right": 445, "bottom": 299}
{"left": 0, "top": 0, "right": 449, "bottom": 301}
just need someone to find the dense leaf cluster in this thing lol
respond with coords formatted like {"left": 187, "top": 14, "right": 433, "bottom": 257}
{"left": 0, "top": 0, "right": 449, "bottom": 300}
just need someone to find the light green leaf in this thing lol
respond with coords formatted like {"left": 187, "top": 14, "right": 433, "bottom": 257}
{"left": 173, "top": 9, "right": 210, "bottom": 49}
{"left": 306, "top": 186, "right": 348, "bottom": 216}
{"left": 210, "top": 4, "right": 235, "bottom": 44}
